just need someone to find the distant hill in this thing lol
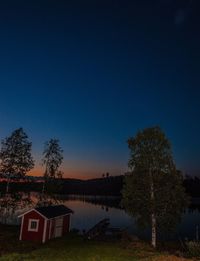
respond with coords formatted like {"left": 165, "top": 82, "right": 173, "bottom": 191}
{"left": 0, "top": 175, "right": 200, "bottom": 198}
{"left": 0, "top": 175, "right": 124, "bottom": 196}
{"left": 61, "top": 176, "right": 123, "bottom": 196}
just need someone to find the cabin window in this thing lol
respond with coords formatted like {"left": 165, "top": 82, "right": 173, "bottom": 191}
{"left": 28, "top": 219, "right": 39, "bottom": 232}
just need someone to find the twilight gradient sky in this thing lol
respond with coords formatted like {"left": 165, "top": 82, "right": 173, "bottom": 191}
{"left": 0, "top": 0, "right": 199, "bottom": 179}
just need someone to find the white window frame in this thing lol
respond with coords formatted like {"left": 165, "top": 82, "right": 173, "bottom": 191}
{"left": 28, "top": 219, "right": 39, "bottom": 232}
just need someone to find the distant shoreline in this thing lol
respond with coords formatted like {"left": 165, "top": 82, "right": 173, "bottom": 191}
{"left": 1, "top": 175, "right": 200, "bottom": 198}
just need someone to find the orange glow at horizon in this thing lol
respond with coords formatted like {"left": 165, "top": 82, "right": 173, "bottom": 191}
{"left": 28, "top": 167, "right": 101, "bottom": 180}
{"left": 29, "top": 167, "right": 43, "bottom": 177}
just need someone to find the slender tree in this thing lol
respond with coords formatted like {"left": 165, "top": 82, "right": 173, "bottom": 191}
{"left": 42, "top": 139, "right": 63, "bottom": 194}
{"left": 0, "top": 128, "right": 34, "bottom": 193}
{"left": 0, "top": 128, "right": 34, "bottom": 223}
{"left": 122, "top": 126, "right": 187, "bottom": 248}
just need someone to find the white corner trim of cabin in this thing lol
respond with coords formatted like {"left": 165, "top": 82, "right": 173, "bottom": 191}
{"left": 69, "top": 214, "right": 71, "bottom": 232}
{"left": 42, "top": 219, "right": 47, "bottom": 243}
{"left": 48, "top": 219, "right": 52, "bottom": 240}
{"left": 19, "top": 216, "right": 24, "bottom": 240}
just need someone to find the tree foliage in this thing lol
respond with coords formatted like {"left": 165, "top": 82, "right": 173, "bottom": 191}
{"left": 42, "top": 139, "right": 63, "bottom": 180}
{"left": 122, "top": 126, "right": 188, "bottom": 246}
{"left": 0, "top": 128, "right": 34, "bottom": 178}
{"left": 0, "top": 128, "right": 34, "bottom": 221}
{"left": 41, "top": 139, "right": 64, "bottom": 199}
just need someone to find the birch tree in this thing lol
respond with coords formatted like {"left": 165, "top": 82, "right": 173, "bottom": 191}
{"left": 0, "top": 128, "right": 34, "bottom": 193}
{"left": 0, "top": 128, "right": 34, "bottom": 223}
{"left": 122, "top": 126, "right": 187, "bottom": 248}
{"left": 42, "top": 139, "right": 63, "bottom": 195}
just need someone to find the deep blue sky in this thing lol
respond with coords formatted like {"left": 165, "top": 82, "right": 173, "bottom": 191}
{"left": 0, "top": 0, "right": 199, "bottom": 178}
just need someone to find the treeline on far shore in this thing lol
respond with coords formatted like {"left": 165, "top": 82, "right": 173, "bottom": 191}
{"left": 0, "top": 176, "right": 123, "bottom": 196}
{"left": 0, "top": 175, "right": 200, "bottom": 198}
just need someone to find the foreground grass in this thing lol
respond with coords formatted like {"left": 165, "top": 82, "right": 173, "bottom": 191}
{"left": 0, "top": 225, "right": 194, "bottom": 261}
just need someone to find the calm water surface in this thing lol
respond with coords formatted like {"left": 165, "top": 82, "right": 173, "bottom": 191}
{"left": 64, "top": 198, "right": 200, "bottom": 240}
{"left": 1, "top": 195, "right": 200, "bottom": 240}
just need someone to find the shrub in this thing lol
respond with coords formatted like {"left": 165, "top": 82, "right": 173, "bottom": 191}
{"left": 185, "top": 240, "right": 200, "bottom": 258}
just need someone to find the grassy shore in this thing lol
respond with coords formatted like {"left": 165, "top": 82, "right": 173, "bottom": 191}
{"left": 0, "top": 225, "right": 194, "bottom": 261}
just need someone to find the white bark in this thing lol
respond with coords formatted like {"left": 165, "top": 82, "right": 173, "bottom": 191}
{"left": 6, "top": 177, "right": 10, "bottom": 193}
{"left": 150, "top": 169, "right": 157, "bottom": 248}
{"left": 151, "top": 212, "right": 156, "bottom": 248}
{"left": 42, "top": 181, "right": 45, "bottom": 194}
{"left": 196, "top": 225, "right": 199, "bottom": 241}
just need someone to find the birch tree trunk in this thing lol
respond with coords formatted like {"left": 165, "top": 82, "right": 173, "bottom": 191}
{"left": 6, "top": 177, "right": 10, "bottom": 194}
{"left": 151, "top": 212, "right": 156, "bottom": 248}
{"left": 150, "top": 169, "right": 157, "bottom": 248}
{"left": 42, "top": 181, "right": 45, "bottom": 194}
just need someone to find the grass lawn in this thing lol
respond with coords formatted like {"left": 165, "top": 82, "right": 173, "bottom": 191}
{"left": 0, "top": 225, "right": 194, "bottom": 261}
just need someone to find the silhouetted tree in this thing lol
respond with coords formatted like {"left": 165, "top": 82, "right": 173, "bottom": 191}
{"left": 0, "top": 128, "right": 34, "bottom": 193}
{"left": 122, "top": 126, "right": 187, "bottom": 248}
{"left": 42, "top": 139, "right": 63, "bottom": 197}
{"left": 106, "top": 172, "right": 110, "bottom": 178}
{"left": 0, "top": 128, "right": 34, "bottom": 223}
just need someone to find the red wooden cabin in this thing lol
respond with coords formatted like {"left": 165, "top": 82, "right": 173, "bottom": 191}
{"left": 18, "top": 205, "right": 73, "bottom": 243}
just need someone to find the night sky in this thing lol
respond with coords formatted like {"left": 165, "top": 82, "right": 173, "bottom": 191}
{"left": 0, "top": 0, "right": 199, "bottom": 179}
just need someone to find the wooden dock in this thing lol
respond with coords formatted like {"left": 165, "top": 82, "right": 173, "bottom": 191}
{"left": 86, "top": 218, "right": 110, "bottom": 239}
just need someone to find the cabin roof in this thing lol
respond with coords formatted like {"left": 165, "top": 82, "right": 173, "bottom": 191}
{"left": 19, "top": 205, "right": 73, "bottom": 219}
{"left": 35, "top": 205, "right": 73, "bottom": 219}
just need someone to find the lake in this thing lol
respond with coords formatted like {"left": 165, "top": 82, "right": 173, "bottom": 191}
{"left": 1, "top": 194, "right": 200, "bottom": 241}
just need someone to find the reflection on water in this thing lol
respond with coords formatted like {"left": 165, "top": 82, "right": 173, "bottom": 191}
{"left": 0, "top": 194, "right": 200, "bottom": 240}
{"left": 65, "top": 200, "right": 134, "bottom": 233}
{"left": 59, "top": 194, "right": 121, "bottom": 209}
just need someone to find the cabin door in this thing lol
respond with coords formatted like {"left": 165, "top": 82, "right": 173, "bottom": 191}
{"left": 54, "top": 217, "right": 63, "bottom": 238}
